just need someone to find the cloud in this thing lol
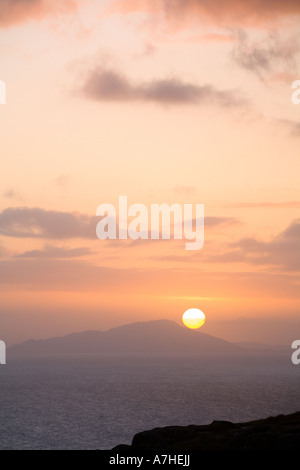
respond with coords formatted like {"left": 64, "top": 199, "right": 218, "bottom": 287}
{"left": 215, "top": 219, "right": 300, "bottom": 271}
{"left": 0, "top": 258, "right": 116, "bottom": 290}
{"left": 3, "top": 188, "right": 23, "bottom": 201}
{"left": 179, "top": 216, "right": 239, "bottom": 230}
{"left": 0, "top": 207, "right": 99, "bottom": 239}
{"left": 82, "top": 67, "right": 246, "bottom": 107}
{"left": 156, "top": 218, "right": 300, "bottom": 272}
{"left": 0, "top": 0, "right": 78, "bottom": 28}
{"left": 225, "top": 201, "right": 300, "bottom": 209}
{"left": 0, "top": 206, "right": 241, "bottom": 244}
{"left": 205, "top": 217, "right": 240, "bottom": 227}
{"left": 232, "top": 31, "right": 300, "bottom": 79}
{"left": 16, "top": 244, "right": 93, "bottom": 259}
{"left": 279, "top": 119, "right": 300, "bottom": 138}
{"left": 2, "top": 0, "right": 299, "bottom": 30}
{"left": 0, "top": 257, "right": 299, "bottom": 303}
{"left": 54, "top": 174, "right": 70, "bottom": 189}
{"left": 111, "top": 0, "right": 300, "bottom": 27}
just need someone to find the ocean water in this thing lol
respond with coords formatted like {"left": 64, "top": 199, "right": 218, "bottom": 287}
{"left": 0, "top": 353, "right": 299, "bottom": 450}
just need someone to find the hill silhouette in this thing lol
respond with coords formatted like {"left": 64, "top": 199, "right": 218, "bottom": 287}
{"left": 9, "top": 319, "right": 240, "bottom": 355}
{"left": 112, "top": 411, "right": 300, "bottom": 451}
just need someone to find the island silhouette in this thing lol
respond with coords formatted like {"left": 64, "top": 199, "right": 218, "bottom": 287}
{"left": 9, "top": 319, "right": 241, "bottom": 355}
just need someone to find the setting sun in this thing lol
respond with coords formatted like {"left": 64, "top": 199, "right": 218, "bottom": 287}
{"left": 182, "top": 309, "right": 206, "bottom": 329}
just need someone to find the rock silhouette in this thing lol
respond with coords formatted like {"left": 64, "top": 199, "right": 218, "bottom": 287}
{"left": 112, "top": 412, "right": 300, "bottom": 451}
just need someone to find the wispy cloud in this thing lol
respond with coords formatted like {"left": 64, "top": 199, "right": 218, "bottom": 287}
{"left": 0, "top": 207, "right": 239, "bottom": 241}
{"left": 212, "top": 219, "right": 300, "bottom": 271}
{"left": 278, "top": 119, "right": 300, "bottom": 139}
{"left": 54, "top": 174, "right": 70, "bottom": 189}
{"left": 232, "top": 31, "right": 299, "bottom": 80}
{"left": 0, "top": 257, "right": 299, "bottom": 301}
{"left": 3, "top": 188, "right": 24, "bottom": 201}
{"left": 82, "top": 67, "right": 246, "bottom": 107}
{"left": 224, "top": 201, "right": 300, "bottom": 209}
{"left": 0, "top": 0, "right": 78, "bottom": 28}
{"left": 16, "top": 244, "right": 93, "bottom": 259}
{"left": 204, "top": 217, "right": 240, "bottom": 227}
{"left": 0, "top": 207, "right": 98, "bottom": 239}
{"left": 153, "top": 219, "right": 300, "bottom": 273}
{"left": 111, "top": 0, "right": 300, "bottom": 27}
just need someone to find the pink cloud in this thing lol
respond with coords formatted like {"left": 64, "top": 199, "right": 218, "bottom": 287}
{"left": 0, "top": 0, "right": 78, "bottom": 28}
{"left": 110, "top": 0, "right": 300, "bottom": 27}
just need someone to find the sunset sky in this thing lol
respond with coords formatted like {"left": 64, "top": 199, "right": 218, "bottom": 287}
{"left": 0, "top": 0, "right": 299, "bottom": 345}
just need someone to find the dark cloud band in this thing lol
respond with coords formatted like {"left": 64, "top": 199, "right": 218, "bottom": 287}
{"left": 0, "top": 206, "right": 239, "bottom": 239}
{"left": 82, "top": 67, "right": 245, "bottom": 107}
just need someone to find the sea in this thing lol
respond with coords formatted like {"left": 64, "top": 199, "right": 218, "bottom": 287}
{"left": 0, "top": 352, "right": 299, "bottom": 450}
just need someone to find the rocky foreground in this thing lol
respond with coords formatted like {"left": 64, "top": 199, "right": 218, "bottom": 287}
{"left": 112, "top": 412, "right": 300, "bottom": 451}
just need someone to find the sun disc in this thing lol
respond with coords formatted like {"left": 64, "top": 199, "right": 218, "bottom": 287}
{"left": 182, "top": 308, "right": 205, "bottom": 329}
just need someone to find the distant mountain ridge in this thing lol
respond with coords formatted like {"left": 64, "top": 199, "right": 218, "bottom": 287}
{"left": 9, "top": 319, "right": 240, "bottom": 354}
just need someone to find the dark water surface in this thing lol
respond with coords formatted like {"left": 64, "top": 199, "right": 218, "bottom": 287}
{"left": 0, "top": 353, "right": 299, "bottom": 449}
